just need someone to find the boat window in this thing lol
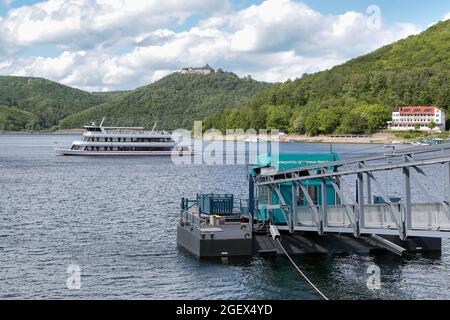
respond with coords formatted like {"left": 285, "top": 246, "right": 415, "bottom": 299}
{"left": 308, "top": 185, "right": 319, "bottom": 205}
{"left": 86, "top": 127, "right": 101, "bottom": 132}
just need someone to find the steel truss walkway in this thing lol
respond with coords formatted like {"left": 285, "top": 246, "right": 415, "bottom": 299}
{"left": 255, "top": 144, "right": 450, "bottom": 240}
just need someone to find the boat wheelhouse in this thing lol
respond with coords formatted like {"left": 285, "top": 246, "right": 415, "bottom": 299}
{"left": 56, "top": 119, "right": 191, "bottom": 156}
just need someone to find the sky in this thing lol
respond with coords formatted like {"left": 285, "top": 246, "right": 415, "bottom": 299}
{"left": 0, "top": 0, "right": 449, "bottom": 92}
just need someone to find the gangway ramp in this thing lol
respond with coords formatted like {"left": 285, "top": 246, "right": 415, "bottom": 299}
{"left": 255, "top": 144, "right": 450, "bottom": 240}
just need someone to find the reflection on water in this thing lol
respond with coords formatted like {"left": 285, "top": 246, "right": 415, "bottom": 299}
{"left": 0, "top": 135, "right": 449, "bottom": 299}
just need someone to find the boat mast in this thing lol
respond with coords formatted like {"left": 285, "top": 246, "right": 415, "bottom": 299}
{"left": 100, "top": 116, "right": 106, "bottom": 133}
{"left": 151, "top": 121, "right": 158, "bottom": 133}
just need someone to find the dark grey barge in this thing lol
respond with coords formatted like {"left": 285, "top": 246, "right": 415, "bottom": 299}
{"left": 177, "top": 211, "right": 441, "bottom": 258}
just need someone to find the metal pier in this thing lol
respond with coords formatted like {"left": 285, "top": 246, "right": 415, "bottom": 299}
{"left": 255, "top": 144, "right": 450, "bottom": 241}
{"left": 177, "top": 144, "right": 450, "bottom": 258}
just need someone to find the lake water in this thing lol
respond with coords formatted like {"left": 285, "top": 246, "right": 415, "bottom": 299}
{"left": 1, "top": 134, "right": 449, "bottom": 299}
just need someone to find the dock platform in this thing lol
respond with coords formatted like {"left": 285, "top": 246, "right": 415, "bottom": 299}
{"left": 177, "top": 145, "right": 450, "bottom": 258}
{"left": 178, "top": 218, "right": 441, "bottom": 258}
{"left": 177, "top": 217, "right": 253, "bottom": 257}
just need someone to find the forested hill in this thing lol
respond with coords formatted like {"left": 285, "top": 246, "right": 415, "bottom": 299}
{"left": 2, "top": 20, "right": 448, "bottom": 133}
{"left": 204, "top": 19, "right": 450, "bottom": 135}
{"left": 58, "top": 71, "right": 271, "bottom": 130}
{"left": 0, "top": 76, "right": 115, "bottom": 131}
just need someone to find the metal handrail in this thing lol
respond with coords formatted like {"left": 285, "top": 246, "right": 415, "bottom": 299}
{"left": 258, "top": 143, "right": 450, "bottom": 178}
{"left": 257, "top": 155, "right": 450, "bottom": 186}
{"left": 180, "top": 209, "right": 204, "bottom": 231}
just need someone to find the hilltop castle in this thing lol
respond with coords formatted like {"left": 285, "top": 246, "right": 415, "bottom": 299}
{"left": 180, "top": 64, "right": 214, "bottom": 75}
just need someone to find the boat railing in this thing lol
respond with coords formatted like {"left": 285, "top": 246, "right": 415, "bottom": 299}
{"left": 180, "top": 196, "right": 252, "bottom": 235}
{"left": 180, "top": 208, "right": 204, "bottom": 231}
{"left": 180, "top": 196, "right": 251, "bottom": 218}
{"left": 103, "top": 128, "right": 172, "bottom": 135}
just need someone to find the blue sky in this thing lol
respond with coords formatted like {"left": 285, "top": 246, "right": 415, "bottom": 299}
{"left": 0, "top": 0, "right": 449, "bottom": 91}
{"left": 3, "top": 0, "right": 449, "bottom": 26}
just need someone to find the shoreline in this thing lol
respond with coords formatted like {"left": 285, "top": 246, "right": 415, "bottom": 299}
{"left": 202, "top": 133, "right": 398, "bottom": 144}
{"left": 280, "top": 133, "right": 397, "bottom": 144}
{"left": 1, "top": 130, "right": 399, "bottom": 144}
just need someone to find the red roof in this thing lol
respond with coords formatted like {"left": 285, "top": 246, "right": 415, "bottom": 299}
{"left": 399, "top": 106, "right": 436, "bottom": 115}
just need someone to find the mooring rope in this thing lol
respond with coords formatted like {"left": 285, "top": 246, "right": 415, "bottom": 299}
{"left": 276, "top": 238, "right": 329, "bottom": 300}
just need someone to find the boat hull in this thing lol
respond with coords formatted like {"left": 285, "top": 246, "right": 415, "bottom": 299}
{"left": 55, "top": 148, "right": 193, "bottom": 156}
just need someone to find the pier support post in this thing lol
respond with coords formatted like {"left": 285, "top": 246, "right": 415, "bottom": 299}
{"left": 291, "top": 182, "right": 298, "bottom": 233}
{"left": 447, "top": 162, "right": 450, "bottom": 203}
{"left": 321, "top": 178, "right": 327, "bottom": 231}
{"left": 248, "top": 177, "right": 255, "bottom": 233}
{"left": 402, "top": 164, "right": 412, "bottom": 239}
{"left": 366, "top": 173, "right": 372, "bottom": 204}
{"left": 356, "top": 165, "right": 364, "bottom": 237}
{"left": 268, "top": 185, "right": 274, "bottom": 224}
{"left": 335, "top": 176, "right": 341, "bottom": 205}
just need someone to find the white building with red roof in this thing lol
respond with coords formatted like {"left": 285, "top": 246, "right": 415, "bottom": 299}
{"left": 388, "top": 106, "right": 446, "bottom": 132}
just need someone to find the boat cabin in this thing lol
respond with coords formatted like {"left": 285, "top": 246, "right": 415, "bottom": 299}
{"left": 250, "top": 153, "right": 340, "bottom": 224}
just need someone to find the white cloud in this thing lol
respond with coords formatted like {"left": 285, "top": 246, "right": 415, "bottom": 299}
{"left": 444, "top": 12, "right": 450, "bottom": 20}
{"left": 0, "top": 0, "right": 229, "bottom": 52}
{"left": 0, "top": 60, "right": 12, "bottom": 70}
{"left": 0, "top": 0, "right": 423, "bottom": 91}
{"left": 12, "top": 51, "right": 81, "bottom": 79}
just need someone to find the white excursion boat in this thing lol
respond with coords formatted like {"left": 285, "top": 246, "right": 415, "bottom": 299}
{"left": 55, "top": 118, "right": 192, "bottom": 156}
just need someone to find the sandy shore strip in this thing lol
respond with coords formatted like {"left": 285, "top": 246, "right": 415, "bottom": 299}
{"left": 4, "top": 129, "right": 399, "bottom": 144}
{"left": 202, "top": 132, "right": 398, "bottom": 144}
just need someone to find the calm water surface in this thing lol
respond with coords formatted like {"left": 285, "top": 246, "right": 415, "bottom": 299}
{"left": 1, "top": 135, "right": 449, "bottom": 299}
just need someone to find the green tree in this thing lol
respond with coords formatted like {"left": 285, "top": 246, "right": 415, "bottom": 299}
{"left": 355, "top": 104, "right": 391, "bottom": 133}
{"left": 317, "top": 108, "right": 342, "bottom": 134}
{"left": 305, "top": 113, "right": 320, "bottom": 136}
{"left": 337, "top": 113, "right": 368, "bottom": 134}
{"left": 266, "top": 105, "right": 290, "bottom": 131}
{"left": 289, "top": 110, "right": 306, "bottom": 134}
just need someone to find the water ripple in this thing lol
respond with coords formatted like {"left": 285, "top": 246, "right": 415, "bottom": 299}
{"left": 0, "top": 135, "right": 449, "bottom": 299}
